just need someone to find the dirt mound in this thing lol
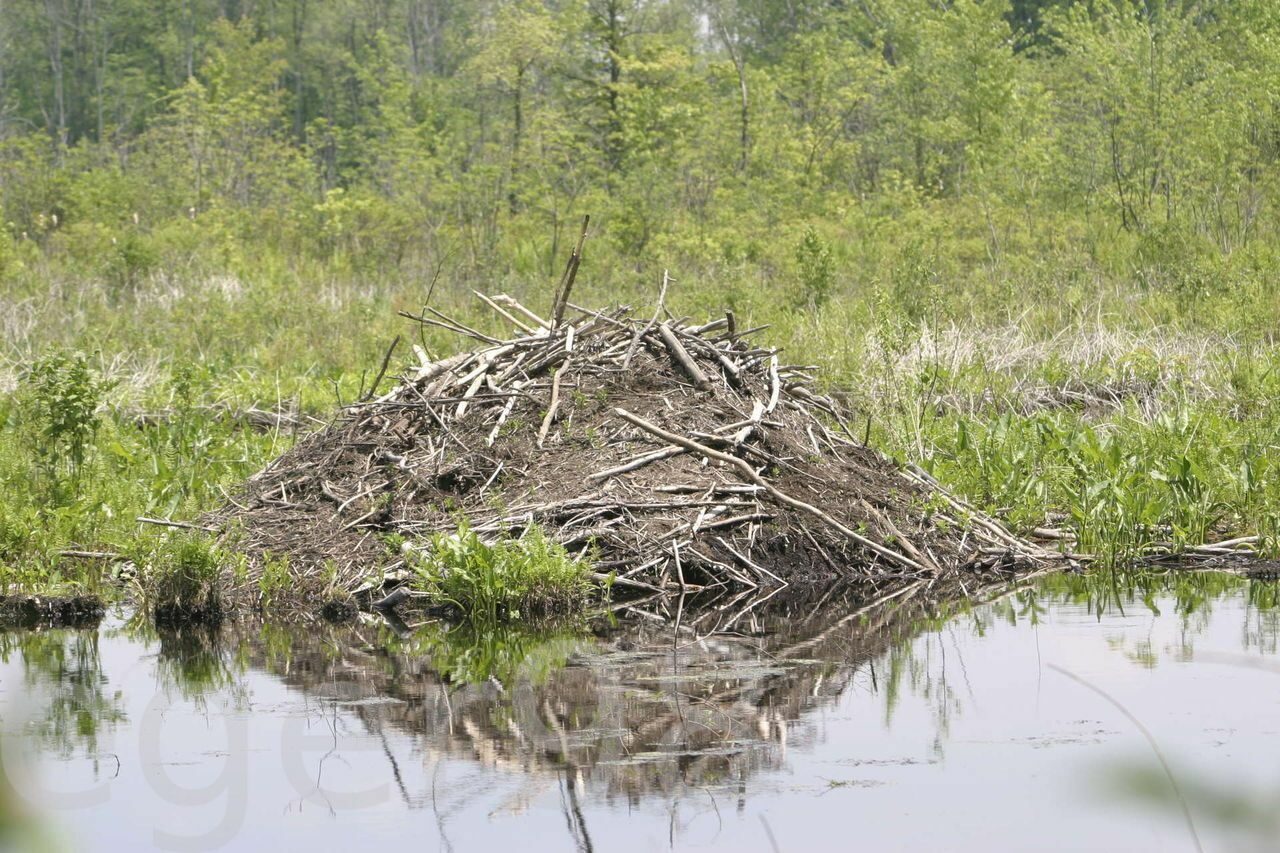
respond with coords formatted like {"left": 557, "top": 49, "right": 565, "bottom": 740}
{"left": 213, "top": 291, "right": 1062, "bottom": 607}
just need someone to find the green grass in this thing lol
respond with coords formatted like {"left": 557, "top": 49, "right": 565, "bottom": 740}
{"left": 7, "top": 187, "right": 1280, "bottom": 592}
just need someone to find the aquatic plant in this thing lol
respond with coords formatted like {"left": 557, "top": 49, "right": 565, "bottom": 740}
{"left": 133, "top": 533, "right": 225, "bottom": 625}
{"left": 408, "top": 524, "right": 595, "bottom": 621}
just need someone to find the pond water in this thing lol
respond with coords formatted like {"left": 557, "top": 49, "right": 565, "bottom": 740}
{"left": 1, "top": 573, "right": 1278, "bottom": 852}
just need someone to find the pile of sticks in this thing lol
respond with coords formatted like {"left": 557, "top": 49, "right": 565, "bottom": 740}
{"left": 218, "top": 270, "right": 1063, "bottom": 604}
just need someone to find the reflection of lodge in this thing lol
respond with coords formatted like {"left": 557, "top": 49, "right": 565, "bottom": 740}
{"left": 11, "top": 571, "right": 1269, "bottom": 822}
{"left": 227, "top": 584, "right": 950, "bottom": 805}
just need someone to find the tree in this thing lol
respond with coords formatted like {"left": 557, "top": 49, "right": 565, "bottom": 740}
{"left": 466, "top": 0, "right": 558, "bottom": 212}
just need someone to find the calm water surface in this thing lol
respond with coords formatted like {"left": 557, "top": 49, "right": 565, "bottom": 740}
{"left": 2, "top": 573, "right": 1278, "bottom": 852}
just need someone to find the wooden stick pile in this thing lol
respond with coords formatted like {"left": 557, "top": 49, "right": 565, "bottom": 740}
{"left": 216, "top": 288, "right": 1065, "bottom": 606}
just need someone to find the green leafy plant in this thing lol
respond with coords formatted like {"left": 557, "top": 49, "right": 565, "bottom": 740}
{"left": 257, "top": 552, "right": 292, "bottom": 611}
{"left": 134, "top": 532, "right": 224, "bottom": 625}
{"left": 19, "top": 351, "right": 112, "bottom": 504}
{"left": 794, "top": 226, "right": 835, "bottom": 308}
{"left": 408, "top": 523, "right": 596, "bottom": 622}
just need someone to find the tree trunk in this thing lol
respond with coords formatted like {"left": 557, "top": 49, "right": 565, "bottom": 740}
{"left": 44, "top": 0, "right": 68, "bottom": 149}
{"left": 509, "top": 64, "right": 524, "bottom": 215}
{"left": 713, "top": 11, "right": 749, "bottom": 174}
{"left": 604, "top": 0, "right": 623, "bottom": 175}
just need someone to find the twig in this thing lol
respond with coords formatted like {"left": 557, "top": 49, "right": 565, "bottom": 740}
{"left": 623, "top": 270, "right": 670, "bottom": 369}
{"left": 59, "top": 550, "right": 126, "bottom": 562}
{"left": 360, "top": 335, "right": 401, "bottom": 402}
{"left": 538, "top": 356, "right": 571, "bottom": 448}
{"left": 473, "top": 291, "right": 536, "bottom": 334}
{"left": 658, "top": 323, "right": 712, "bottom": 391}
{"left": 137, "top": 517, "right": 216, "bottom": 533}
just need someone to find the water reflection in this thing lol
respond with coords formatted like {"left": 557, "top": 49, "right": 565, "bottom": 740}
{"left": 234, "top": 585, "right": 952, "bottom": 805}
{"left": 1, "top": 570, "right": 1277, "bottom": 852}
{"left": 0, "top": 631, "right": 125, "bottom": 761}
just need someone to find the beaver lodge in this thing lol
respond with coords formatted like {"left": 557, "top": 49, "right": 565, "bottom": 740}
{"left": 214, "top": 259, "right": 1065, "bottom": 614}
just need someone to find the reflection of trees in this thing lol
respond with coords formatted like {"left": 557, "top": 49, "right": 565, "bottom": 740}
{"left": 0, "top": 631, "right": 125, "bottom": 761}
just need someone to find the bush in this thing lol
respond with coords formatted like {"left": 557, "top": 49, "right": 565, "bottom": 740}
{"left": 135, "top": 533, "right": 224, "bottom": 625}
{"left": 18, "top": 351, "right": 112, "bottom": 505}
{"left": 794, "top": 225, "right": 835, "bottom": 308}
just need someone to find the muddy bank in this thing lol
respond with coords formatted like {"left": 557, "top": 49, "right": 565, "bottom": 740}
{"left": 0, "top": 594, "right": 105, "bottom": 630}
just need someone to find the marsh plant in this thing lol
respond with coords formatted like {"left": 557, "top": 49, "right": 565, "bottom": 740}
{"left": 133, "top": 533, "right": 225, "bottom": 625}
{"left": 408, "top": 524, "right": 596, "bottom": 622}
{"left": 16, "top": 350, "right": 111, "bottom": 505}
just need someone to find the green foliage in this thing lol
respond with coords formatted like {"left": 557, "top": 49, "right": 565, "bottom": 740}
{"left": 0, "top": 357, "right": 276, "bottom": 592}
{"left": 409, "top": 524, "right": 596, "bottom": 622}
{"left": 134, "top": 533, "right": 224, "bottom": 624}
{"left": 922, "top": 404, "right": 1275, "bottom": 568}
{"left": 793, "top": 226, "right": 835, "bottom": 308}
{"left": 257, "top": 553, "right": 292, "bottom": 612}
{"left": 17, "top": 351, "right": 112, "bottom": 504}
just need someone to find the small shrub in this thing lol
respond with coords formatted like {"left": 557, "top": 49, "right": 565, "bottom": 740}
{"left": 794, "top": 225, "right": 835, "bottom": 308}
{"left": 409, "top": 524, "right": 595, "bottom": 622}
{"left": 257, "top": 552, "right": 291, "bottom": 611}
{"left": 19, "top": 351, "right": 113, "bottom": 504}
{"left": 136, "top": 533, "right": 224, "bottom": 625}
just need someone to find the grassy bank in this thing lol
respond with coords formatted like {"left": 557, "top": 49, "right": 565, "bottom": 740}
{"left": 3, "top": 242, "right": 1279, "bottom": 603}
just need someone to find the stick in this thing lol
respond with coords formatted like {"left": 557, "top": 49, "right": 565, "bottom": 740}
{"left": 593, "top": 571, "right": 663, "bottom": 593}
{"left": 137, "top": 517, "right": 216, "bottom": 533}
{"left": 455, "top": 369, "right": 487, "bottom": 420}
{"left": 715, "top": 536, "right": 787, "bottom": 586}
{"left": 408, "top": 351, "right": 471, "bottom": 385}
{"left": 425, "top": 306, "right": 503, "bottom": 345}
{"left": 678, "top": 328, "right": 744, "bottom": 388}
{"left": 860, "top": 499, "right": 939, "bottom": 573}
{"left": 59, "top": 550, "right": 125, "bottom": 561}
{"left": 623, "top": 270, "right": 669, "bottom": 369}
{"left": 658, "top": 323, "right": 712, "bottom": 391}
{"left": 360, "top": 335, "right": 401, "bottom": 402}
{"left": 586, "top": 446, "right": 686, "bottom": 482}
{"left": 766, "top": 355, "right": 780, "bottom": 413}
{"left": 397, "top": 310, "right": 503, "bottom": 344}
{"left": 612, "top": 408, "right": 928, "bottom": 573}
{"left": 473, "top": 291, "right": 535, "bottom": 334}
{"left": 552, "top": 215, "right": 590, "bottom": 330}
{"left": 492, "top": 294, "right": 550, "bottom": 329}
{"left": 537, "top": 358, "right": 571, "bottom": 448}
{"left": 487, "top": 380, "right": 526, "bottom": 446}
